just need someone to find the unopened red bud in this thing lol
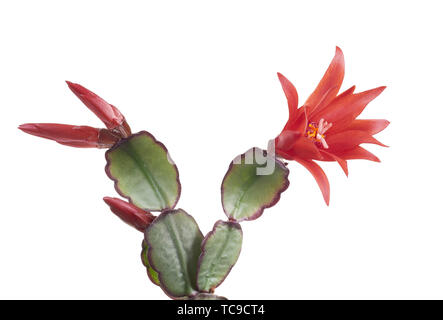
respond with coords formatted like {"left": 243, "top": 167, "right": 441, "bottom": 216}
{"left": 66, "top": 81, "right": 131, "bottom": 137}
{"left": 103, "top": 197, "right": 155, "bottom": 232}
{"left": 18, "top": 123, "right": 115, "bottom": 148}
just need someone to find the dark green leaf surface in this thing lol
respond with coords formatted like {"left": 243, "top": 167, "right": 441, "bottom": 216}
{"left": 145, "top": 209, "right": 203, "bottom": 298}
{"left": 105, "top": 131, "right": 180, "bottom": 211}
{"left": 197, "top": 221, "right": 242, "bottom": 292}
{"left": 221, "top": 147, "right": 289, "bottom": 221}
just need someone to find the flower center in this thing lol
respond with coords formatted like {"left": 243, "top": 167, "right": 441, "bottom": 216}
{"left": 306, "top": 118, "right": 332, "bottom": 149}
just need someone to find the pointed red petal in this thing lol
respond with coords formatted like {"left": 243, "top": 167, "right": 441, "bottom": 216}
{"left": 292, "top": 157, "right": 330, "bottom": 205}
{"left": 315, "top": 86, "right": 386, "bottom": 134}
{"left": 19, "top": 123, "right": 102, "bottom": 148}
{"left": 283, "top": 105, "right": 308, "bottom": 134}
{"left": 103, "top": 197, "right": 155, "bottom": 232}
{"left": 336, "top": 146, "right": 381, "bottom": 162}
{"left": 310, "top": 85, "right": 355, "bottom": 120}
{"left": 320, "top": 150, "right": 348, "bottom": 176}
{"left": 295, "top": 105, "right": 309, "bottom": 132}
{"left": 275, "top": 131, "right": 323, "bottom": 160}
{"left": 336, "top": 85, "right": 356, "bottom": 99}
{"left": 347, "top": 119, "right": 390, "bottom": 135}
{"left": 305, "top": 47, "right": 345, "bottom": 114}
{"left": 277, "top": 72, "right": 299, "bottom": 116}
{"left": 277, "top": 72, "right": 306, "bottom": 132}
{"left": 327, "top": 130, "right": 388, "bottom": 152}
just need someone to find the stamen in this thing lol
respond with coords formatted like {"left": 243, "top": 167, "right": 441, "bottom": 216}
{"left": 319, "top": 136, "right": 329, "bottom": 149}
{"left": 318, "top": 118, "right": 325, "bottom": 133}
{"left": 306, "top": 118, "right": 332, "bottom": 149}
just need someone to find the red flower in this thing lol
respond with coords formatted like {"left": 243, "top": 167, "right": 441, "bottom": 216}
{"left": 274, "top": 47, "right": 389, "bottom": 205}
{"left": 18, "top": 123, "right": 119, "bottom": 148}
{"left": 103, "top": 197, "right": 155, "bottom": 232}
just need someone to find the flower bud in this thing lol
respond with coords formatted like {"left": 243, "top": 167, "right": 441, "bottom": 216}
{"left": 66, "top": 81, "right": 131, "bottom": 137}
{"left": 18, "top": 123, "right": 115, "bottom": 148}
{"left": 103, "top": 197, "right": 155, "bottom": 232}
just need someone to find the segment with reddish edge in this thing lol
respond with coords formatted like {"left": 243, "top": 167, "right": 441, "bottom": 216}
{"left": 18, "top": 123, "right": 120, "bottom": 148}
{"left": 66, "top": 81, "right": 131, "bottom": 138}
{"left": 145, "top": 209, "right": 203, "bottom": 299}
{"left": 105, "top": 131, "right": 181, "bottom": 212}
{"left": 221, "top": 147, "right": 289, "bottom": 222}
{"left": 103, "top": 197, "right": 155, "bottom": 232}
{"left": 197, "top": 220, "right": 242, "bottom": 292}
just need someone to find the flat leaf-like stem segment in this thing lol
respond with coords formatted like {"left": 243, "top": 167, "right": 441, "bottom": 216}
{"left": 105, "top": 131, "right": 181, "bottom": 211}
{"left": 145, "top": 209, "right": 203, "bottom": 299}
{"left": 221, "top": 147, "right": 289, "bottom": 221}
{"left": 141, "top": 240, "right": 160, "bottom": 286}
{"left": 197, "top": 220, "right": 242, "bottom": 292}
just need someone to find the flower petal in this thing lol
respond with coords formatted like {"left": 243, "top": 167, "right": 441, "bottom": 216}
{"left": 336, "top": 85, "right": 356, "bottom": 99}
{"left": 347, "top": 119, "right": 390, "bottom": 135}
{"left": 327, "top": 130, "right": 388, "bottom": 152}
{"left": 320, "top": 150, "right": 348, "bottom": 176}
{"left": 336, "top": 146, "right": 381, "bottom": 162}
{"left": 292, "top": 157, "right": 330, "bottom": 205}
{"left": 305, "top": 47, "right": 345, "bottom": 114}
{"left": 315, "top": 86, "right": 386, "bottom": 134}
{"left": 277, "top": 73, "right": 301, "bottom": 130}
{"left": 275, "top": 131, "right": 323, "bottom": 160}
{"left": 288, "top": 105, "right": 308, "bottom": 133}
{"left": 310, "top": 85, "right": 355, "bottom": 120}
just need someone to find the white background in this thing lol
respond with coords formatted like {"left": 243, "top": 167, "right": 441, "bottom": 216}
{"left": 1, "top": 1, "right": 442, "bottom": 299}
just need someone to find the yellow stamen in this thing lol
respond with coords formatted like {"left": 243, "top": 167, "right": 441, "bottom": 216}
{"left": 306, "top": 118, "right": 332, "bottom": 149}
